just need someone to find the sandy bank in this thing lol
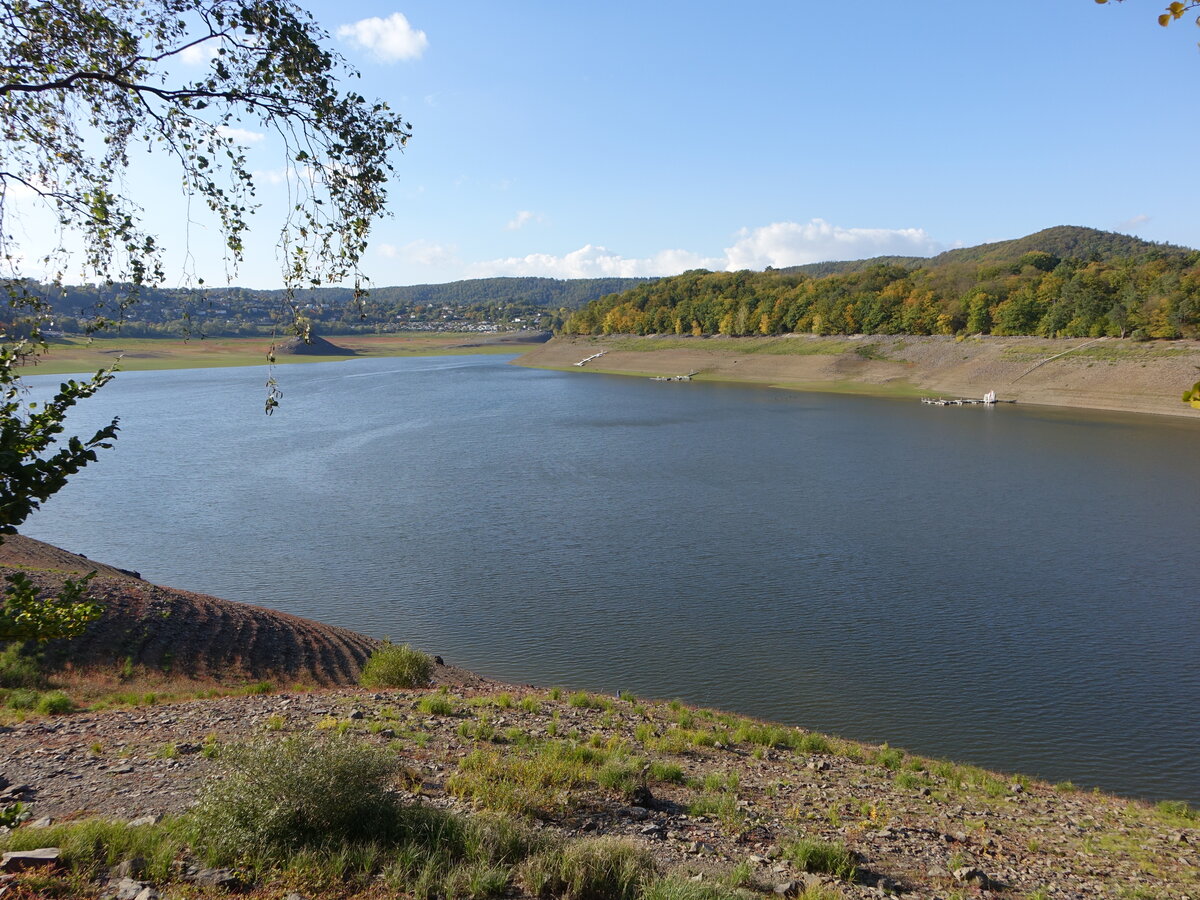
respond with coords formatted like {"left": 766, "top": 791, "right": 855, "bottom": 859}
{"left": 515, "top": 334, "right": 1200, "bottom": 420}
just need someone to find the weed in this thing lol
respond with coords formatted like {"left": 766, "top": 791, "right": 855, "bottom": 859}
{"left": 548, "top": 687, "right": 562, "bottom": 701}
{"left": 35, "top": 690, "right": 73, "bottom": 715}
{"left": 568, "top": 692, "right": 612, "bottom": 711}
{"left": 519, "top": 837, "right": 655, "bottom": 900}
{"left": 619, "top": 691, "right": 637, "bottom": 702}
{"left": 874, "top": 744, "right": 904, "bottom": 770}
{"left": 0, "top": 643, "right": 43, "bottom": 689}
{"left": 495, "top": 692, "right": 514, "bottom": 709}
{"left": 238, "top": 680, "right": 274, "bottom": 696}
{"left": 648, "top": 761, "right": 684, "bottom": 784}
{"left": 359, "top": 641, "right": 434, "bottom": 689}
{"left": 265, "top": 713, "right": 286, "bottom": 731}
{"left": 153, "top": 742, "right": 178, "bottom": 760}
{"left": 642, "top": 876, "right": 759, "bottom": 899}
{"left": 200, "top": 733, "right": 221, "bottom": 759}
{"left": 0, "top": 818, "right": 182, "bottom": 882}
{"left": 784, "top": 838, "right": 857, "bottom": 882}
{"left": 5, "top": 688, "right": 37, "bottom": 710}
{"left": 418, "top": 694, "right": 455, "bottom": 716}
{"left": 519, "top": 695, "right": 541, "bottom": 714}
{"left": 1054, "top": 781, "right": 1077, "bottom": 793}
{"left": 187, "top": 734, "right": 404, "bottom": 863}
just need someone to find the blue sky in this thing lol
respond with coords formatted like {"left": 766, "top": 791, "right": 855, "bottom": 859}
{"left": 19, "top": 1, "right": 1200, "bottom": 288}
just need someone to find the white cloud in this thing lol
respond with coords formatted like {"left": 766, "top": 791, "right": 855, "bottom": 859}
{"left": 1120, "top": 214, "right": 1151, "bottom": 230}
{"left": 337, "top": 13, "right": 428, "bottom": 62}
{"left": 393, "top": 239, "right": 457, "bottom": 266}
{"left": 505, "top": 210, "right": 542, "bottom": 231}
{"left": 723, "top": 219, "right": 940, "bottom": 270}
{"left": 217, "top": 126, "right": 266, "bottom": 144}
{"left": 251, "top": 168, "right": 287, "bottom": 185}
{"left": 471, "top": 245, "right": 720, "bottom": 279}
{"left": 179, "top": 41, "right": 219, "bottom": 66}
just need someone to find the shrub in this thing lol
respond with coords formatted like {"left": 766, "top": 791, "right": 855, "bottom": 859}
{"left": 359, "top": 642, "right": 434, "bottom": 689}
{"left": 417, "top": 694, "right": 455, "bottom": 716}
{"left": 187, "top": 734, "right": 404, "bottom": 863}
{"left": 784, "top": 838, "right": 857, "bottom": 882}
{"left": 519, "top": 837, "right": 655, "bottom": 900}
{"left": 5, "top": 688, "right": 37, "bottom": 710}
{"left": 0, "top": 643, "right": 43, "bottom": 689}
{"left": 35, "top": 690, "right": 73, "bottom": 715}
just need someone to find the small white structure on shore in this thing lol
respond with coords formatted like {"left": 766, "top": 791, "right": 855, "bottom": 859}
{"left": 983, "top": 390, "right": 996, "bottom": 405}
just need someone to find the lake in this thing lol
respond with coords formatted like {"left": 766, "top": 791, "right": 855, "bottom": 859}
{"left": 20, "top": 354, "right": 1200, "bottom": 804}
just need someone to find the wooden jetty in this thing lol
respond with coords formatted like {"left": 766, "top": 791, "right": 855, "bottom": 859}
{"left": 574, "top": 351, "right": 607, "bottom": 367}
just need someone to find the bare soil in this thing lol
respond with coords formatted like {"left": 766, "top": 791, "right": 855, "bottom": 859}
{"left": 0, "top": 535, "right": 380, "bottom": 686}
{"left": 517, "top": 334, "right": 1200, "bottom": 420}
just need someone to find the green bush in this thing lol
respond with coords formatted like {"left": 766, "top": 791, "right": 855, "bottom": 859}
{"left": 359, "top": 642, "right": 434, "bottom": 689}
{"left": 187, "top": 734, "right": 405, "bottom": 863}
{"left": 35, "top": 690, "right": 72, "bottom": 715}
{"left": 783, "top": 838, "right": 857, "bottom": 882}
{"left": 519, "top": 837, "right": 655, "bottom": 900}
{"left": 5, "top": 688, "right": 37, "bottom": 710}
{"left": 0, "top": 643, "right": 43, "bottom": 689}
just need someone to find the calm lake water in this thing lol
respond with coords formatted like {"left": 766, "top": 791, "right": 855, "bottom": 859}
{"left": 21, "top": 354, "right": 1200, "bottom": 804}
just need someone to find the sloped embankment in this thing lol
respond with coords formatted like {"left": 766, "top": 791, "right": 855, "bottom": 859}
{"left": 0, "top": 535, "right": 379, "bottom": 685}
{"left": 517, "top": 334, "right": 1200, "bottom": 418}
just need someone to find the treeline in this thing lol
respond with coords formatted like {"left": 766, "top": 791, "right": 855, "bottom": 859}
{"left": 565, "top": 249, "right": 1200, "bottom": 340}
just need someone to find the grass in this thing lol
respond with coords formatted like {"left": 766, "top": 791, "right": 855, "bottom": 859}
{"left": 358, "top": 642, "right": 434, "bottom": 689}
{"left": 783, "top": 837, "right": 857, "bottom": 882}
{"left": 519, "top": 837, "right": 655, "bottom": 900}
{"left": 417, "top": 693, "right": 456, "bottom": 716}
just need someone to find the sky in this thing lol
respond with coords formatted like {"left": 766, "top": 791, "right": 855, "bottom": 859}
{"left": 14, "top": 0, "right": 1200, "bottom": 288}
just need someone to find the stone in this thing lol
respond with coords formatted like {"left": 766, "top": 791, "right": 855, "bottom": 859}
{"left": 953, "top": 866, "right": 991, "bottom": 888}
{"left": 27, "top": 816, "right": 53, "bottom": 828}
{"left": 110, "top": 765, "right": 134, "bottom": 775}
{"left": 112, "top": 857, "right": 147, "bottom": 879}
{"left": 1, "top": 847, "right": 61, "bottom": 871}
{"left": 625, "top": 806, "right": 649, "bottom": 820}
{"left": 111, "top": 876, "right": 148, "bottom": 900}
{"left": 133, "top": 888, "right": 160, "bottom": 900}
{"left": 773, "top": 880, "right": 799, "bottom": 896}
{"left": 128, "top": 815, "right": 160, "bottom": 828}
{"left": 379, "top": 728, "right": 396, "bottom": 739}
{"left": 348, "top": 709, "right": 364, "bottom": 720}
{"left": 190, "top": 867, "right": 242, "bottom": 889}
{"left": 638, "top": 823, "right": 665, "bottom": 838}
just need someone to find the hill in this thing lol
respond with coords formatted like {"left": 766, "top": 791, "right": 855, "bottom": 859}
{"left": 778, "top": 225, "right": 1193, "bottom": 276}
{"left": 0, "top": 535, "right": 378, "bottom": 685}
{"left": 271, "top": 333, "right": 356, "bottom": 356}
{"left": 564, "top": 226, "right": 1200, "bottom": 340}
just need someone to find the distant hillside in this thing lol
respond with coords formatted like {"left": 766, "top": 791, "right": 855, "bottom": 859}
{"left": 566, "top": 226, "right": 1200, "bottom": 340}
{"left": 779, "top": 225, "right": 1193, "bottom": 277}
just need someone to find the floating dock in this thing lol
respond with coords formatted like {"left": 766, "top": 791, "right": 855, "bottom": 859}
{"left": 650, "top": 372, "right": 698, "bottom": 382}
{"left": 921, "top": 395, "right": 1016, "bottom": 407}
{"left": 574, "top": 351, "right": 607, "bottom": 367}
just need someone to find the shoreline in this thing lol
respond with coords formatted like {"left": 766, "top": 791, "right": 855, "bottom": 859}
{"left": 513, "top": 334, "right": 1200, "bottom": 421}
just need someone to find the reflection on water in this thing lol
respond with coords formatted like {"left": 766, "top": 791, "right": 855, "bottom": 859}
{"left": 22, "top": 355, "right": 1200, "bottom": 803}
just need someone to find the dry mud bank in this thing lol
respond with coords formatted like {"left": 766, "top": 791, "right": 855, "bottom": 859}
{"left": 516, "top": 335, "right": 1200, "bottom": 420}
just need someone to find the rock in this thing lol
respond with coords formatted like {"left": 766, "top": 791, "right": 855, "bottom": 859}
{"left": 639, "top": 823, "right": 665, "bottom": 838}
{"left": 106, "top": 876, "right": 148, "bottom": 900}
{"left": 434, "top": 655, "right": 445, "bottom": 665}
{"left": 629, "top": 784, "right": 655, "bottom": 809}
{"left": 773, "top": 880, "right": 799, "bottom": 896}
{"left": 127, "top": 815, "right": 160, "bottom": 828}
{"left": 2, "top": 847, "right": 61, "bottom": 871}
{"left": 112, "top": 857, "right": 147, "bottom": 879}
{"left": 953, "top": 866, "right": 991, "bottom": 888}
{"left": 283, "top": 893, "right": 311, "bottom": 900}
{"left": 133, "top": 888, "right": 159, "bottom": 900}
{"left": 189, "top": 867, "right": 242, "bottom": 889}
{"left": 1010, "top": 782, "right": 1025, "bottom": 794}
{"left": 379, "top": 728, "right": 396, "bottom": 739}
{"left": 110, "top": 765, "right": 134, "bottom": 775}
{"left": 26, "top": 816, "right": 53, "bottom": 828}
{"left": 348, "top": 709, "right": 364, "bottom": 720}
{"left": 625, "top": 806, "right": 649, "bottom": 820}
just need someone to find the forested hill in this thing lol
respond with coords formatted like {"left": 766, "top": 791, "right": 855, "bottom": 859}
{"left": 564, "top": 226, "right": 1200, "bottom": 340}
{"left": 779, "top": 226, "right": 1191, "bottom": 277}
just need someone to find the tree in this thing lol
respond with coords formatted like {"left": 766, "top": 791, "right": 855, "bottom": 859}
{"left": 1094, "top": 0, "right": 1200, "bottom": 28}
{"left": 1, "top": 1, "right": 409, "bottom": 638}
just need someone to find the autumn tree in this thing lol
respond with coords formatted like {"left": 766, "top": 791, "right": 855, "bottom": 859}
{"left": 0, "top": 0, "right": 409, "bottom": 640}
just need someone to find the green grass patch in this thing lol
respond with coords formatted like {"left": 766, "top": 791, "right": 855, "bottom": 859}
{"left": 359, "top": 642, "right": 434, "bottom": 689}
{"left": 783, "top": 837, "right": 857, "bottom": 882}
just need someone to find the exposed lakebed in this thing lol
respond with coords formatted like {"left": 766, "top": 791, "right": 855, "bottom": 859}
{"left": 22, "top": 354, "right": 1200, "bottom": 803}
